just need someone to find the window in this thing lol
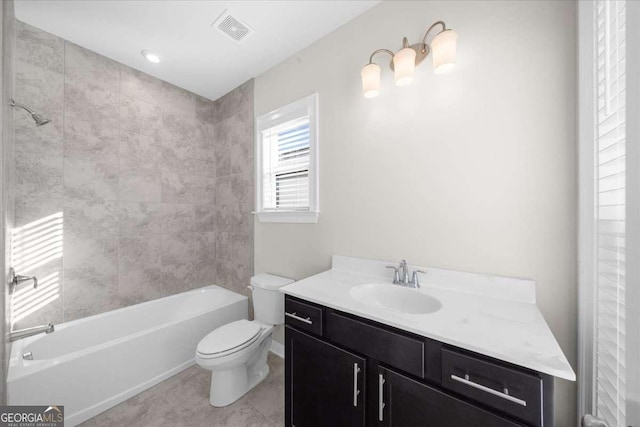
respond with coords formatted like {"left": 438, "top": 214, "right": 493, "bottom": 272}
{"left": 578, "top": 1, "right": 640, "bottom": 426}
{"left": 256, "top": 94, "right": 318, "bottom": 223}
{"left": 593, "top": 2, "right": 626, "bottom": 425}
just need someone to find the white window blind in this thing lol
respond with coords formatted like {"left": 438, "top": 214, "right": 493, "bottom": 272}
{"left": 594, "top": 1, "right": 626, "bottom": 426}
{"left": 261, "top": 117, "right": 311, "bottom": 211}
{"left": 255, "top": 93, "right": 318, "bottom": 223}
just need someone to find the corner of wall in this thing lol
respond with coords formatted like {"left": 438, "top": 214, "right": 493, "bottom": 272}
{"left": 211, "top": 79, "right": 255, "bottom": 304}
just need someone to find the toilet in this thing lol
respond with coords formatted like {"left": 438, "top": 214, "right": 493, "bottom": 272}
{"left": 195, "top": 273, "right": 294, "bottom": 407}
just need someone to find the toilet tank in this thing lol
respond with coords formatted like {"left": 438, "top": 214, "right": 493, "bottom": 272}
{"left": 250, "top": 274, "right": 295, "bottom": 325}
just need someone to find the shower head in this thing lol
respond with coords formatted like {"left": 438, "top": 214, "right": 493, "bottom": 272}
{"left": 10, "top": 99, "right": 51, "bottom": 127}
{"left": 31, "top": 113, "right": 51, "bottom": 127}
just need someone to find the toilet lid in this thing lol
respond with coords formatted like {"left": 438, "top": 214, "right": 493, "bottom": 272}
{"left": 197, "top": 320, "right": 262, "bottom": 357}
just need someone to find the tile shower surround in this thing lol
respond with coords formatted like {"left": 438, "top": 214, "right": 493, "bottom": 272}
{"left": 13, "top": 21, "right": 254, "bottom": 329}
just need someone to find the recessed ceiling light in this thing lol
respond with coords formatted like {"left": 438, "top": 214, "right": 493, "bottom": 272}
{"left": 141, "top": 50, "right": 160, "bottom": 64}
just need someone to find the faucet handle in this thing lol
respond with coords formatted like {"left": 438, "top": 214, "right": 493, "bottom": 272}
{"left": 385, "top": 265, "right": 401, "bottom": 284}
{"left": 8, "top": 268, "right": 37, "bottom": 294}
{"left": 410, "top": 269, "right": 427, "bottom": 288}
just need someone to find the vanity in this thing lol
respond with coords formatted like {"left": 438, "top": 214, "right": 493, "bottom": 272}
{"left": 280, "top": 256, "right": 575, "bottom": 427}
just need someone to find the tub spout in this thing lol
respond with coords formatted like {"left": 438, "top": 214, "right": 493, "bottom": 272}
{"left": 9, "top": 322, "right": 54, "bottom": 342}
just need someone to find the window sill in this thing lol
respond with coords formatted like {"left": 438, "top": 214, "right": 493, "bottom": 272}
{"left": 256, "top": 211, "right": 319, "bottom": 224}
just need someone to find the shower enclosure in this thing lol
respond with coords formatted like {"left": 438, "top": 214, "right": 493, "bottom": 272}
{"left": 0, "top": 4, "right": 255, "bottom": 409}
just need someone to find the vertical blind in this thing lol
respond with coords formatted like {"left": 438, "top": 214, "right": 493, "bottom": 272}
{"left": 261, "top": 117, "right": 311, "bottom": 211}
{"left": 594, "top": 1, "right": 626, "bottom": 426}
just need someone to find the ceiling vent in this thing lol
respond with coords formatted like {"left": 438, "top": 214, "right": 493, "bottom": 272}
{"left": 214, "top": 10, "right": 252, "bottom": 43}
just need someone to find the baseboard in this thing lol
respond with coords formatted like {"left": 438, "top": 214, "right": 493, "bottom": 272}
{"left": 270, "top": 340, "right": 284, "bottom": 359}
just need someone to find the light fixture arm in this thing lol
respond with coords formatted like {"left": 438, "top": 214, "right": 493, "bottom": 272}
{"left": 420, "top": 20, "right": 447, "bottom": 48}
{"left": 367, "top": 48, "right": 395, "bottom": 65}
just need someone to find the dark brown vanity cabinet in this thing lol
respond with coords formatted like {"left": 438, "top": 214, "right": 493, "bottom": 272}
{"left": 286, "top": 327, "right": 366, "bottom": 427}
{"left": 285, "top": 295, "right": 555, "bottom": 427}
{"left": 376, "top": 367, "right": 523, "bottom": 427}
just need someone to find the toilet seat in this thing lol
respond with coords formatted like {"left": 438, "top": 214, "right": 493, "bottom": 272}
{"left": 197, "top": 320, "right": 262, "bottom": 359}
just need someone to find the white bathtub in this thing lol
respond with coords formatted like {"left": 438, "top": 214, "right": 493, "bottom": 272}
{"left": 7, "top": 285, "right": 247, "bottom": 426}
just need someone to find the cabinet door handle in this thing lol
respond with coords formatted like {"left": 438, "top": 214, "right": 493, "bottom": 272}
{"left": 450, "top": 374, "right": 527, "bottom": 407}
{"left": 285, "top": 312, "right": 312, "bottom": 325}
{"left": 378, "top": 373, "right": 386, "bottom": 421}
{"left": 353, "top": 363, "right": 361, "bottom": 407}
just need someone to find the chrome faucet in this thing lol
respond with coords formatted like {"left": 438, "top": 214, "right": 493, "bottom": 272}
{"left": 9, "top": 323, "right": 54, "bottom": 342}
{"left": 399, "top": 260, "right": 409, "bottom": 284}
{"left": 8, "top": 268, "right": 37, "bottom": 295}
{"left": 386, "top": 260, "right": 426, "bottom": 288}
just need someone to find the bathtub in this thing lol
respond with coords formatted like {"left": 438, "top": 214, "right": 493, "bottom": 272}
{"left": 7, "top": 285, "right": 247, "bottom": 426}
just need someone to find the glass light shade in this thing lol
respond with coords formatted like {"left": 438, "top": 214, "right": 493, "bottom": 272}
{"left": 393, "top": 47, "right": 416, "bottom": 87}
{"left": 361, "top": 63, "right": 381, "bottom": 98}
{"left": 432, "top": 29, "right": 457, "bottom": 74}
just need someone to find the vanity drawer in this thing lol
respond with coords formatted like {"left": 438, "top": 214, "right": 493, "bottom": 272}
{"left": 441, "top": 348, "right": 544, "bottom": 427}
{"left": 325, "top": 309, "right": 425, "bottom": 378}
{"left": 284, "top": 297, "right": 323, "bottom": 336}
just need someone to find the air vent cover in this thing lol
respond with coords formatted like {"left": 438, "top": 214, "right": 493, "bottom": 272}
{"left": 214, "top": 10, "right": 252, "bottom": 42}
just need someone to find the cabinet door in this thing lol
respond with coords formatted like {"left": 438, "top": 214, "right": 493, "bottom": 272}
{"left": 286, "top": 326, "right": 366, "bottom": 427}
{"left": 376, "top": 367, "right": 524, "bottom": 427}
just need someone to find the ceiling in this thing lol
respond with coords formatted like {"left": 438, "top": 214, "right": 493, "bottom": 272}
{"left": 15, "top": 1, "right": 379, "bottom": 100}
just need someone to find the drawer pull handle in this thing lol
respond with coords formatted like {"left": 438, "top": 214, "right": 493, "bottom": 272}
{"left": 353, "top": 363, "right": 361, "bottom": 407}
{"left": 378, "top": 373, "right": 386, "bottom": 421}
{"left": 450, "top": 374, "right": 527, "bottom": 407}
{"left": 285, "top": 312, "right": 313, "bottom": 325}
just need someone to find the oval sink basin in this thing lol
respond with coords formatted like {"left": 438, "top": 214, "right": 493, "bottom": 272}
{"left": 349, "top": 284, "right": 441, "bottom": 315}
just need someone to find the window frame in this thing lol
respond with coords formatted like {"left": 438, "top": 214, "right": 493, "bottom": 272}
{"left": 578, "top": 1, "right": 640, "bottom": 425}
{"left": 255, "top": 93, "right": 319, "bottom": 223}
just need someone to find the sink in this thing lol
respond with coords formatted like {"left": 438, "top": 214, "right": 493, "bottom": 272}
{"left": 349, "top": 284, "right": 441, "bottom": 314}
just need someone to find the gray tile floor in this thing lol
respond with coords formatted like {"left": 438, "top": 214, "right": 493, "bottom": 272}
{"left": 80, "top": 353, "right": 284, "bottom": 427}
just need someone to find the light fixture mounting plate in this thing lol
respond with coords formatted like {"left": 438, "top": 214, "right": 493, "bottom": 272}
{"left": 389, "top": 43, "right": 430, "bottom": 71}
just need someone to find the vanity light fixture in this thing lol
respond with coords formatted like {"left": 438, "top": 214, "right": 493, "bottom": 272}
{"left": 361, "top": 20, "right": 457, "bottom": 98}
{"left": 141, "top": 50, "right": 161, "bottom": 64}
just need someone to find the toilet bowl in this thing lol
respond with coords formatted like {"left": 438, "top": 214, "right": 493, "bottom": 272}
{"left": 196, "top": 274, "right": 294, "bottom": 407}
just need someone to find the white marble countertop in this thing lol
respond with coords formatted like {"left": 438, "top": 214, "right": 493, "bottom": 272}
{"left": 280, "top": 255, "right": 575, "bottom": 381}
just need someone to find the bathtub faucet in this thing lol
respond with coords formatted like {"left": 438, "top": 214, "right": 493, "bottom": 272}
{"left": 9, "top": 322, "right": 54, "bottom": 342}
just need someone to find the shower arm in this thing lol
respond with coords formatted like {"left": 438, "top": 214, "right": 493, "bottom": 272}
{"left": 9, "top": 99, "right": 36, "bottom": 115}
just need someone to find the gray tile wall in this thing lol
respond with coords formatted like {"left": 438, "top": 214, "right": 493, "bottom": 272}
{"left": 1, "top": 0, "right": 15, "bottom": 405}
{"left": 213, "top": 81, "right": 254, "bottom": 299}
{"left": 11, "top": 22, "right": 253, "bottom": 329}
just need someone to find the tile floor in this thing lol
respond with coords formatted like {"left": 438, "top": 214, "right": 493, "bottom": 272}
{"left": 80, "top": 353, "right": 284, "bottom": 427}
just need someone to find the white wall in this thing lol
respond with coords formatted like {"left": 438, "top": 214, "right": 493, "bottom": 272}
{"left": 254, "top": 1, "right": 577, "bottom": 425}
